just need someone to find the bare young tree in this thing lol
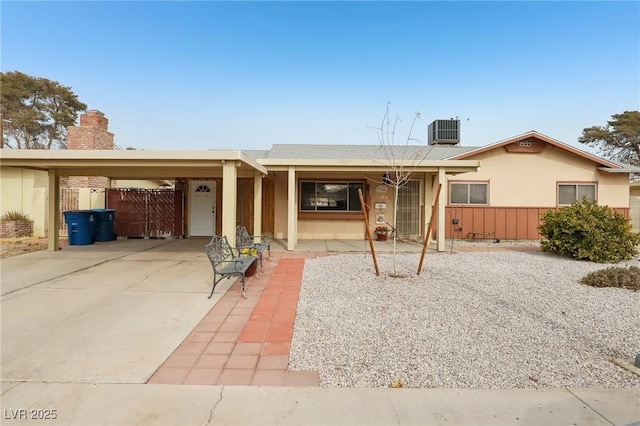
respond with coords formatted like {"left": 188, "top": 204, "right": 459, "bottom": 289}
{"left": 372, "top": 103, "right": 432, "bottom": 276}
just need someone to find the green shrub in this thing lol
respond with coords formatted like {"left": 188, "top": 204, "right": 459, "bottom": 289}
{"left": 0, "top": 210, "right": 30, "bottom": 221}
{"left": 581, "top": 266, "right": 640, "bottom": 291}
{"left": 539, "top": 199, "right": 640, "bottom": 263}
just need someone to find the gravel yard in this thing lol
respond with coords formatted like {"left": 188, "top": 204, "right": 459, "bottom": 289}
{"left": 290, "top": 250, "right": 640, "bottom": 388}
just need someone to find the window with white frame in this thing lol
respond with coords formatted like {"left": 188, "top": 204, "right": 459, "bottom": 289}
{"left": 449, "top": 182, "right": 488, "bottom": 205}
{"left": 558, "top": 183, "right": 596, "bottom": 205}
{"left": 300, "top": 181, "right": 364, "bottom": 212}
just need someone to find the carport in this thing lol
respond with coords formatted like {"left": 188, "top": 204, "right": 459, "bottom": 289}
{"left": 0, "top": 149, "right": 268, "bottom": 250}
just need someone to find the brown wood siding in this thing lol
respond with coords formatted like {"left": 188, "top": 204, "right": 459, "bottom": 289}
{"left": 445, "top": 206, "right": 630, "bottom": 240}
{"left": 261, "top": 177, "right": 275, "bottom": 235}
{"left": 516, "top": 208, "right": 528, "bottom": 238}
{"left": 215, "top": 178, "right": 222, "bottom": 236}
{"left": 237, "top": 178, "right": 254, "bottom": 235}
{"left": 494, "top": 208, "right": 506, "bottom": 239}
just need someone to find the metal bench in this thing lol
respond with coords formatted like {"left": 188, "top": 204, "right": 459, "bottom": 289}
{"left": 235, "top": 226, "right": 271, "bottom": 272}
{"left": 204, "top": 235, "right": 258, "bottom": 299}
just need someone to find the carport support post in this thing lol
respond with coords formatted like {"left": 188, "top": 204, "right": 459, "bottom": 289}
{"left": 287, "top": 165, "right": 297, "bottom": 251}
{"left": 436, "top": 167, "right": 446, "bottom": 252}
{"left": 47, "top": 169, "right": 60, "bottom": 251}
{"left": 222, "top": 160, "right": 238, "bottom": 247}
{"left": 253, "top": 172, "right": 263, "bottom": 241}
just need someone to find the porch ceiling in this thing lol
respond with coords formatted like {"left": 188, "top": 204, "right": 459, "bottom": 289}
{"left": 0, "top": 149, "right": 268, "bottom": 178}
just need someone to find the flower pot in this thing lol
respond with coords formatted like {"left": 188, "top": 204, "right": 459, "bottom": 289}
{"left": 245, "top": 260, "right": 257, "bottom": 277}
{"left": 376, "top": 233, "right": 388, "bottom": 241}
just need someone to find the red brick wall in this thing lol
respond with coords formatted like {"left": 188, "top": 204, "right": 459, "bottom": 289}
{"left": 65, "top": 176, "right": 110, "bottom": 188}
{"left": 0, "top": 220, "right": 33, "bottom": 238}
{"left": 79, "top": 111, "right": 109, "bottom": 130}
{"left": 65, "top": 110, "right": 114, "bottom": 188}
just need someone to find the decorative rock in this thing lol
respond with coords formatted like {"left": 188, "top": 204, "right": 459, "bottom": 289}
{"left": 290, "top": 251, "right": 640, "bottom": 388}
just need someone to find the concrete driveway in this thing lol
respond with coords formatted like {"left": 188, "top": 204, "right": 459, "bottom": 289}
{"left": 1, "top": 236, "right": 423, "bottom": 385}
{"left": 1, "top": 238, "right": 224, "bottom": 384}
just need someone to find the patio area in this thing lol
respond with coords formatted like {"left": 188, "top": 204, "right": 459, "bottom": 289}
{"left": 148, "top": 253, "right": 323, "bottom": 386}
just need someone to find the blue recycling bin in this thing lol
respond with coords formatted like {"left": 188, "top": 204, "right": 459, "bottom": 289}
{"left": 63, "top": 210, "right": 96, "bottom": 245}
{"left": 91, "top": 209, "right": 117, "bottom": 242}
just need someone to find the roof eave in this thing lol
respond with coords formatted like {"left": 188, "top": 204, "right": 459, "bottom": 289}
{"left": 597, "top": 167, "right": 640, "bottom": 173}
{"left": 258, "top": 158, "right": 478, "bottom": 166}
{"left": 260, "top": 159, "right": 480, "bottom": 173}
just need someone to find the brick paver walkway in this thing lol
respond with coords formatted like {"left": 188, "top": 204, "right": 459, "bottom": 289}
{"left": 148, "top": 253, "right": 321, "bottom": 386}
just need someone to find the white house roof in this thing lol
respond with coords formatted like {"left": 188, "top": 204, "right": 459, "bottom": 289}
{"left": 247, "top": 144, "right": 477, "bottom": 161}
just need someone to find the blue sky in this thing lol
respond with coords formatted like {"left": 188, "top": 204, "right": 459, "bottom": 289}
{"left": 2, "top": 1, "right": 639, "bottom": 152}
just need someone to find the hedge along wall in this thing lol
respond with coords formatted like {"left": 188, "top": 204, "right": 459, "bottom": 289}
{"left": 0, "top": 220, "right": 33, "bottom": 238}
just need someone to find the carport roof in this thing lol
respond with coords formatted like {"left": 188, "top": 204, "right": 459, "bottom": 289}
{"left": 0, "top": 149, "right": 268, "bottom": 178}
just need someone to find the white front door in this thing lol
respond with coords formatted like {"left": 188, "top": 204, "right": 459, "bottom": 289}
{"left": 190, "top": 180, "right": 216, "bottom": 236}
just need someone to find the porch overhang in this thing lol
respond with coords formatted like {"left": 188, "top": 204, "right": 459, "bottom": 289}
{"left": 259, "top": 158, "right": 480, "bottom": 174}
{"left": 259, "top": 158, "right": 480, "bottom": 251}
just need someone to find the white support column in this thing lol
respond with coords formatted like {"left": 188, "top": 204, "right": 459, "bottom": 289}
{"left": 253, "top": 172, "right": 263, "bottom": 241}
{"left": 222, "top": 160, "right": 238, "bottom": 247}
{"left": 423, "top": 173, "right": 432, "bottom": 243}
{"left": 47, "top": 169, "right": 60, "bottom": 251}
{"left": 437, "top": 167, "right": 447, "bottom": 252}
{"left": 287, "top": 165, "right": 296, "bottom": 251}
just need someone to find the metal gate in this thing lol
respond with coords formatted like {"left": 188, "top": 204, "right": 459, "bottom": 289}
{"left": 59, "top": 188, "right": 80, "bottom": 233}
{"left": 396, "top": 180, "right": 421, "bottom": 239}
{"left": 106, "top": 188, "right": 183, "bottom": 238}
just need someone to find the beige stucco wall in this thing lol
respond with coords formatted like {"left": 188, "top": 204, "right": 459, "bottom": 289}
{"left": 273, "top": 172, "right": 395, "bottom": 240}
{"left": 630, "top": 196, "right": 640, "bottom": 232}
{"left": 630, "top": 184, "right": 640, "bottom": 231}
{"left": 81, "top": 189, "right": 106, "bottom": 209}
{"left": 273, "top": 172, "right": 289, "bottom": 240}
{"left": 297, "top": 220, "right": 366, "bottom": 239}
{"left": 0, "top": 168, "right": 48, "bottom": 237}
{"left": 1, "top": 168, "right": 108, "bottom": 238}
{"left": 448, "top": 145, "right": 630, "bottom": 208}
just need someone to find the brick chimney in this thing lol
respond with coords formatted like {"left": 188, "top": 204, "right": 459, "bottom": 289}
{"left": 65, "top": 110, "right": 114, "bottom": 188}
{"left": 67, "top": 110, "right": 114, "bottom": 151}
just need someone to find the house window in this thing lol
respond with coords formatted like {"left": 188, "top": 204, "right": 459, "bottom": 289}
{"left": 300, "top": 181, "right": 364, "bottom": 212}
{"left": 558, "top": 183, "right": 596, "bottom": 205}
{"left": 450, "top": 182, "right": 488, "bottom": 205}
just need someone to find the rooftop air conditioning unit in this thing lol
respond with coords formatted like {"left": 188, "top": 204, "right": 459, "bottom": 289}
{"left": 428, "top": 119, "right": 460, "bottom": 145}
